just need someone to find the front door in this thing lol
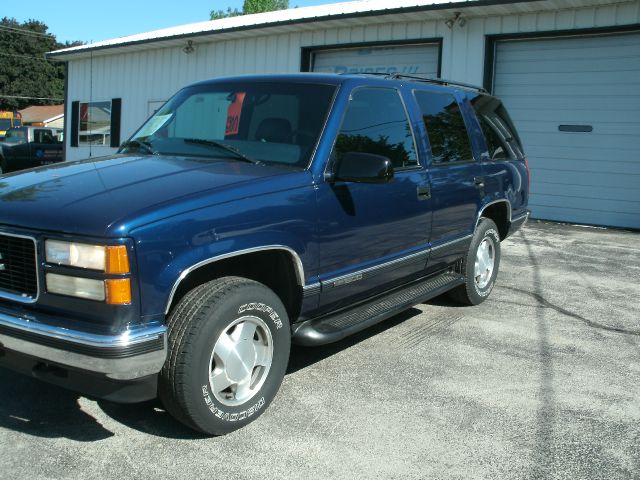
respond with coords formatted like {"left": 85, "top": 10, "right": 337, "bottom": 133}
{"left": 316, "top": 86, "right": 433, "bottom": 312}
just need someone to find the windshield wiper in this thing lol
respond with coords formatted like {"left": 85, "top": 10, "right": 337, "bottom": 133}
{"left": 120, "top": 139, "right": 158, "bottom": 155}
{"left": 182, "top": 138, "right": 261, "bottom": 164}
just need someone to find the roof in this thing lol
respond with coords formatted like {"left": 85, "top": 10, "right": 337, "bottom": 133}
{"left": 48, "top": 0, "right": 622, "bottom": 60}
{"left": 18, "top": 105, "right": 64, "bottom": 124}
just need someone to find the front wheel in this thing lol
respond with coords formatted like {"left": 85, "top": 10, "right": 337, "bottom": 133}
{"left": 448, "top": 217, "right": 501, "bottom": 305}
{"left": 159, "top": 276, "right": 291, "bottom": 435}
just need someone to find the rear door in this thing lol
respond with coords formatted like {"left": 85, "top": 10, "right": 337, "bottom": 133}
{"left": 413, "top": 89, "right": 483, "bottom": 273}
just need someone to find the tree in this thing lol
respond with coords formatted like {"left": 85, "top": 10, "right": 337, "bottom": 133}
{"left": 210, "top": 0, "right": 289, "bottom": 20}
{"left": 0, "top": 17, "right": 82, "bottom": 111}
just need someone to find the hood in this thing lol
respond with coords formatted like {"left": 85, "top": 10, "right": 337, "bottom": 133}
{"left": 0, "top": 154, "right": 304, "bottom": 237}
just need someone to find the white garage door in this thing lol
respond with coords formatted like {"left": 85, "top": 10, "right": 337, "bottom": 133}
{"left": 493, "top": 32, "right": 640, "bottom": 229}
{"left": 311, "top": 43, "right": 439, "bottom": 77}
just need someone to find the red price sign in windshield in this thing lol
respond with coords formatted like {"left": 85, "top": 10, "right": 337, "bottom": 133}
{"left": 225, "top": 92, "right": 246, "bottom": 137}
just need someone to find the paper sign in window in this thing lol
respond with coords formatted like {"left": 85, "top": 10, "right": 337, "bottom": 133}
{"left": 225, "top": 92, "right": 246, "bottom": 136}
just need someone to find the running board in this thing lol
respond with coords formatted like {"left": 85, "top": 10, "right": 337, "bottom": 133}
{"left": 291, "top": 271, "right": 464, "bottom": 346}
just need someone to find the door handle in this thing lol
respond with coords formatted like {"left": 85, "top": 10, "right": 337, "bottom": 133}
{"left": 474, "top": 177, "right": 485, "bottom": 189}
{"left": 417, "top": 185, "right": 431, "bottom": 200}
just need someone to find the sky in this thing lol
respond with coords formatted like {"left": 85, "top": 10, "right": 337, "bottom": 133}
{"left": 3, "top": 0, "right": 349, "bottom": 44}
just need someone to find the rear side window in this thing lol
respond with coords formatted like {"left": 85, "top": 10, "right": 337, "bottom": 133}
{"left": 334, "top": 87, "right": 418, "bottom": 169}
{"left": 414, "top": 90, "right": 473, "bottom": 165}
{"left": 470, "top": 94, "right": 524, "bottom": 160}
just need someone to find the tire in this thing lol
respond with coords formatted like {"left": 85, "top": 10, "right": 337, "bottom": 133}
{"left": 448, "top": 218, "right": 501, "bottom": 306}
{"left": 159, "top": 276, "right": 291, "bottom": 435}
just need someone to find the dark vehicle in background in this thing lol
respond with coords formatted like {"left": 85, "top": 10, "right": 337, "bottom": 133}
{"left": 0, "top": 73, "right": 529, "bottom": 436}
{"left": 0, "top": 126, "right": 63, "bottom": 174}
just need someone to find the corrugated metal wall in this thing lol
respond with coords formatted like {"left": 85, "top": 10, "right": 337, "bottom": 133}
{"left": 66, "top": 1, "right": 640, "bottom": 161}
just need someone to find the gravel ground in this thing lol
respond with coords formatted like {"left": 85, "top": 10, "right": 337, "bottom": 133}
{"left": 1, "top": 220, "right": 638, "bottom": 480}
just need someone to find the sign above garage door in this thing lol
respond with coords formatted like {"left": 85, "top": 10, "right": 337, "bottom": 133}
{"left": 309, "top": 42, "right": 440, "bottom": 77}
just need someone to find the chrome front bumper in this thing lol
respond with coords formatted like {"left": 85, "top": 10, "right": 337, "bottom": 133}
{"left": 0, "top": 310, "right": 167, "bottom": 381}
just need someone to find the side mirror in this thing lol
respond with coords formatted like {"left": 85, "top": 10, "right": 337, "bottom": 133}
{"left": 334, "top": 152, "right": 394, "bottom": 184}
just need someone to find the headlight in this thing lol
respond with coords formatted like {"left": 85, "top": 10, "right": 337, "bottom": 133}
{"left": 45, "top": 240, "right": 130, "bottom": 273}
{"left": 46, "top": 273, "right": 106, "bottom": 301}
{"left": 45, "top": 274, "right": 132, "bottom": 304}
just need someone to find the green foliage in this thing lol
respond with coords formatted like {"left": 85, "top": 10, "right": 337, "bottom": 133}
{"left": 0, "top": 17, "right": 82, "bottom": 111}
{"left": 243, "top": 0, "right": 289, "bottom": 14}
{"left": 210, "top": 7, "right": 242, "bottom": 20}
{"left": 210, "top": 0, "right": 289, "bottom": 20}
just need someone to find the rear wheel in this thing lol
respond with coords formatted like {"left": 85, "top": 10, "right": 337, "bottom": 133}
{"left": 159, "top": 276, "right": 290, "bottom": 435}
{"left": 448, "top": 217, "right": 501, "bottom": 305}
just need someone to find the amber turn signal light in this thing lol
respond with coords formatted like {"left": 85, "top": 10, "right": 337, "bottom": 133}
{"left": 106, "top": 245, "right": 130, "bottom": 274}
{"left": 105, "top": 278, "right": 132, "bottom": 305}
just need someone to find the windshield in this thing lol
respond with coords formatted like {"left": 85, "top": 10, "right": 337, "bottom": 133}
{"left": 0, "top": 119, "right": 10, "bottom": 130}
{"left": 121, "top": 81, "right": 337, "bottom": 168}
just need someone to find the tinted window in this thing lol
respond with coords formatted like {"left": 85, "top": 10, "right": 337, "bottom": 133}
{"left": 334, "top": 88, "right": 417, "bottom": 169}
{"left": 414, "top": 91, "right": 473, "bottom": 165}
{"left": 470, "top": 94, "right": 524, "bottom": 160}
{"left": 478, "top": 115, "right": 507, "bottom": 160}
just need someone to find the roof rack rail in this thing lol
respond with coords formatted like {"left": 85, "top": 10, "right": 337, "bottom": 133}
{"left": 341, "top": 72, "right": 488, "bottom": 93}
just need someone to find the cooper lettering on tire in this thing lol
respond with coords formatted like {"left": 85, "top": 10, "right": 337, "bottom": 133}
{"left": 159, "top": 276, "right": 291, "bottom": 435}
{"left": 448, "top": 218, "right": 501, "bottom": 306}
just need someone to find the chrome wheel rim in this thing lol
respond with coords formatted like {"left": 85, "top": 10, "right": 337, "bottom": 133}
{"left": 474, "top": 238, "right": 495, "bottom": 289}
{"left": 209, "top": 315, "right": 273, "bottom": 407}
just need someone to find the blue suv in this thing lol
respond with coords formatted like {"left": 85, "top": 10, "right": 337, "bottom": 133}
{"left": 0, "top": 73, "right": 529, "bottom": 435}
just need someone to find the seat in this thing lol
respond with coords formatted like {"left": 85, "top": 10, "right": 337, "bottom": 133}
{"left": 255, "top": 118, "right": 292, "bottom": 143}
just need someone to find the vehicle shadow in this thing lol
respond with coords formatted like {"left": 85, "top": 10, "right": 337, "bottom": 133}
{"left": 287, "top": 307, "right": 421, "bottom": 374}
{"left": 96, "top": 399, "right": 207, "bottom": 440}
{"left": 0, "top": 368, "right": 114, "bottom": 442}
{"left": 0, "top": 307, "right": 421, "bottom": 440}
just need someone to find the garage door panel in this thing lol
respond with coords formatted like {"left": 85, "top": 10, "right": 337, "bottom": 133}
{"left": 496, "top": 34, "right": 640, "bottom": 56}
{"left": 530, "top": 193, "right": 639, "bottom": 215}
{"left": 521, "top": 132, "right": 639, "bottom": 150}
{"left": 494, "top": 32, "right": 640, "bottom": 229}
{"left": 496, "top": 83, "right": 639, "bottom": 97}
{"left": 532, "top": 182, "right": 638, "bottom": 203}
{"left": 515, "top": 122, "right": 640, "bottom": 136}
{"left": 530, "top": 205, "right": 640, "bottom": 228}
{"left": 508, "top": 109, "right": 639, "bottom": 123}
{"left": 495, "top": 71, "right": 640, "bottom": 87}
{"left": 496, "top": 96, "right": 640, "bottom": 111}
{"left": 495, "top": 56, "right": 640, "bottom": 74}
{"left": 529, "top": 158, "right": 640, "bottom": 175}
{"left": 526, "top": 146, "right": 638, "bottom": 163}
{"left": 531, "top": 169, "right": 639, "bottom": 190}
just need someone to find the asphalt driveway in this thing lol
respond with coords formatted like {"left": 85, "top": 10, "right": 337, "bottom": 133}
{"left": 0, "top": 221, "right": 638, "bottom": 479}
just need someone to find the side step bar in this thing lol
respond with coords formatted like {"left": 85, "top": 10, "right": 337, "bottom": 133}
{"left": 292, "top": 271, "right": 464, "bottom": 346}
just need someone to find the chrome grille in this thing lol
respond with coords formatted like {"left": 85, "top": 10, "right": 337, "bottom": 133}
{"left": 0, "top": 233, "right": 38, "bottom": 301}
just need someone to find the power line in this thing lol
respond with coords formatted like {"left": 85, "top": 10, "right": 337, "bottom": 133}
{"left": 0, "top": 51, "right": 56, "bottom": 62}
{"left": 0, "top": 94, "right": 63, "bottom": 101}
{"left": 0, "top": 24, "right": 55, "bottom": 39}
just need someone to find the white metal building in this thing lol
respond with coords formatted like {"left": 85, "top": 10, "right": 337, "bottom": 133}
{"left": 49, "top": 0, "right": 640, "bottom": 229}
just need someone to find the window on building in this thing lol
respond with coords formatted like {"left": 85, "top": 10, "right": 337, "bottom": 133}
{"left": 79, "top": 101, "right": 111, "bottom": 145}
{"left": 414, "top": 90, "right": 473, "bottom": 165}
{"left": 333, "top": 87, "right": 417, "bottom": 169}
